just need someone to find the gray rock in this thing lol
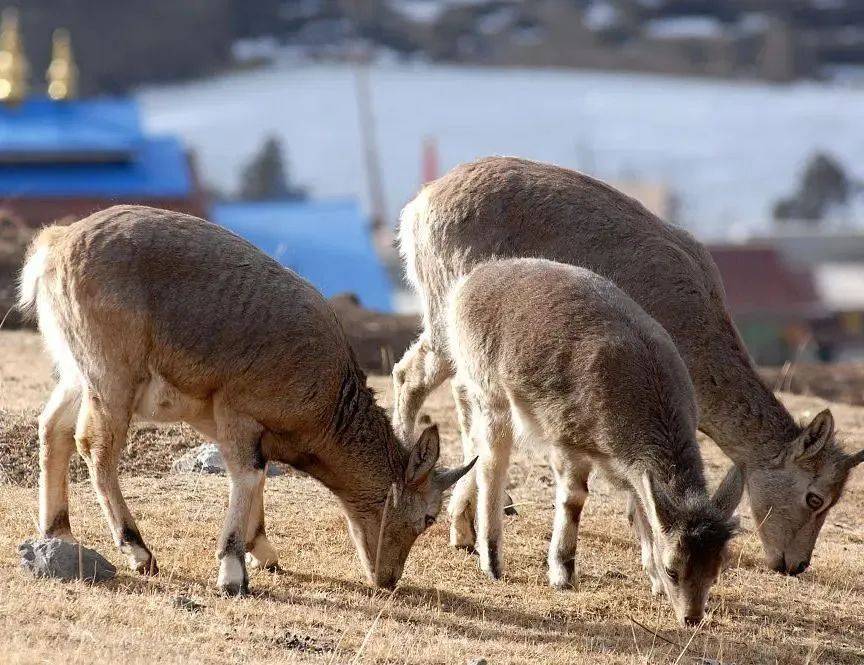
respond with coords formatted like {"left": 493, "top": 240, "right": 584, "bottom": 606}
{"left": 171, "top": 443, "right": 284, "bottom": 476}
{"left": 19, "top": 538, "right": 116, "bottom": 583}
{"left": 172, "top": 443, "right": 226, "bottom": 474}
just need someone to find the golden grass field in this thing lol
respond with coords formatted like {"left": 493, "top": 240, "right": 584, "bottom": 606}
{"left": 2, "top": 329, "right": 864, "bottom": 664}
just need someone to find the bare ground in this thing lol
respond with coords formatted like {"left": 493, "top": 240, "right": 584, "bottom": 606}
{"left": 1, "top": 330, "right": 864, "bottom": 664}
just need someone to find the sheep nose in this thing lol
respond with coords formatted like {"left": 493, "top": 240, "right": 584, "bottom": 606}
{"left": 684, "top": 614, "right": 703, "bottom": 627}
{"left": 788, "top": 560, "right": 809, "bottom": 576}
{"left": 374, "top": 569, "right": 400, "bottom": 589}
{"left": 375, "top": 575, "right": 397, "bottom": 590}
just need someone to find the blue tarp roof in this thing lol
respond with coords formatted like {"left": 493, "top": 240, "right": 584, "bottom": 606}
{"left": 0, "top": 97, "right": 143, "bottom": 157}
{"left": 0, "top": 136, "right": 193, "bottom": 197}
{"left": 0, "top": 97, "right": 193, "bottom": 198}
{"left": 212, "top": 199, "right": 394, "bottom": 312}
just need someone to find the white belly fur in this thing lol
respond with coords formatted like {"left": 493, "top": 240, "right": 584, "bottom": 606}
{"left": 133, "top": 372, "right": 211, "bottom": 425}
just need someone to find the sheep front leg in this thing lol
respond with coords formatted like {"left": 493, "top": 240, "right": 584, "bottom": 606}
{"left": 244, "top": 470, "right": 279, "bottom": 571}
{"left": 629, "top": 493, "right": 663, "bottom": 596}
{"left": 214, "top": 408, "right": 266, "bottom": 596}
{"left": 391, "top": 334, "right": 450, "bottom": 443}
{"left": 472, "top": 402, "right": 513, "bottom": 580}
{"left": 548, "top": 449, "right": 591, "bottom": 589}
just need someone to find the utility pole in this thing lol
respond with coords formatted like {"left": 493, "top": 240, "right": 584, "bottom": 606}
{"left": 354, "top": 56, "right": 387, "bottom": 238}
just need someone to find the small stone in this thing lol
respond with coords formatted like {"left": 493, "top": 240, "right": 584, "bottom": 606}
{"left": 603, "top": 569, "right": 626, "bottom": 579}
{"left": 19, "top": 538, "right": 116, "bottom": 583}
{"left": 172, "top": 595, "right": 205, "bottom": 612}
{"left": 171, "top": 443, "right": 284, "bottom": 476}
{"left": 171, "top": 443, "right": 226, "bottom": 475}
{"left": 468, "top": 659, "right": 488, "bottom": 665}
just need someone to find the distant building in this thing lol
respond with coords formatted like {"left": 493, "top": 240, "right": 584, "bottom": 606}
{"left": 745, "top": 228, "right": 864, "bottom": 362}
{"left": 0, "top": 13, "right": 205, "bottom": 228}
{"left": 748, "top": 229, "right": 864, "bottom": 267}
{"left": 212, "top": 199, "right": 394, "bottom": 312}
{"left": 0, "top": 98, "right": 206, "bottom": 227}
{"left": 811, "top": 263, "right": 864, "bottom": 361}
{"left": 707, "top": 244, "right": 823, "bottom": 365}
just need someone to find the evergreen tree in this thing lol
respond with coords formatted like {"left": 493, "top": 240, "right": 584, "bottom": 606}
{"left": 774, "top": 152, "right": 851, "bottom": 223}
{"left": 238, "top": 136, "right": 306, "bottom": 201}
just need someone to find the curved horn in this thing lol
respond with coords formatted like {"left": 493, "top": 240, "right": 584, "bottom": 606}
{"left": 847, "top": 449, "right": 864, "bottom": 470}
{"left": 434, "top": 456, "right": 478, "bottom": 490}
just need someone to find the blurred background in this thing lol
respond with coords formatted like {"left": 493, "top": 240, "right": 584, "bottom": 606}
{"left": 0, "top": 1, "right": 862, "bottom": 394}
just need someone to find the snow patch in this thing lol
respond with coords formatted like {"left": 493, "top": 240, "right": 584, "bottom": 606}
{"left": 583, "top": 1, "right": 622, "bottom": 32}
{"left": 645, "top": 16, "right": 726, "bottom": 41}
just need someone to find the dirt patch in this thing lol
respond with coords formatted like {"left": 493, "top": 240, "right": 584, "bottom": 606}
{"left": 271, "top": 631, "right": 334, "bottom": 655}
{"left": 0, "top": 409, "right": 205, "bottom": 487}
{"left": 760, "top": 363, "right": 864, "bottom": 407}
{"left": 328, "top": 293, "right": 420, "bottom": 373}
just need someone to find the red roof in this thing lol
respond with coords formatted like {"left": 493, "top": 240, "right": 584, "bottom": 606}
{"left": 708, "top": 244, "right": 820, "bottom": 316}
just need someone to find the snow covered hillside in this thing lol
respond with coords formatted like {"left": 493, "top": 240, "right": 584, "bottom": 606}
{"left": 138, "top": 61, "right": 864, "bottom": 239}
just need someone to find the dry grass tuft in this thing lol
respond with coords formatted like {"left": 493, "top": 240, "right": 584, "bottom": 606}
{"left": 2, "top": 331, "right": 863, "bottom": 664}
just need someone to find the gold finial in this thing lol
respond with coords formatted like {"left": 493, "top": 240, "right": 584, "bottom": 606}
{"left": 0, "top": 8, "right": 28, "bottom": 104}
{"left": 47, "top": 28, "right": 77, "bottom": 101}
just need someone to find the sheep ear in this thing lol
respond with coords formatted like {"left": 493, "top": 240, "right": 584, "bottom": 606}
{"left": 405, "top": 425, "right": 440, "bottom": 486}
{"left": 641, "top": 471, "right": 676, "bottom": 533}
{"left": 792, "top": 409, "right": 834, "bottom": 463}
{"left": 711, "top": 465, "right": 745, "bottom": 521}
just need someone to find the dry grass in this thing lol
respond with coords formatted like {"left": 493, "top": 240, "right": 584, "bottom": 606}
{"left": 1, "top": 330, "right": 864, "bottom": 664}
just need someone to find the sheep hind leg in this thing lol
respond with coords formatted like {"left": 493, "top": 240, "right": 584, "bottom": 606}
{"left": 38, "top": 381, "right": 81, "bottom": 542}
{"left": 76, "top": 389, "right": 157, "bottom": 575}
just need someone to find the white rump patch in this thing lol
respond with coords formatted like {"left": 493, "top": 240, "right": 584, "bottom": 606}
{"left": 17, "top": 244, "right": 48, "bottom": 313}
{"left": 397, "top": 187, "right": 430, "bottom": 292}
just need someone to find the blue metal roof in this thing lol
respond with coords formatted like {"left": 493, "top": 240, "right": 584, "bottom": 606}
{"left": 212, "top": 199, "right": 394, "bottom": 312}
{"left": 0, "top": 97, "right": 143, "bottom": 158}
{"left": 0, "top": 136, "right": 193, "bottom": 197}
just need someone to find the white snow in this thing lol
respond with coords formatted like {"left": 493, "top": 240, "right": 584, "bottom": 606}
{"left": 736, "top": 12, "right": 771, "bottom": 36}
{"left": 645, "top": 16, "right": 726, "bottom": 41}
{"left": 477, "top": 7, "right": 517, "bottom": 35}
{"left": 583, "top": 1, "right": 622, "bottom": 32}
{"left": 388, "top": 0, "right": 495, "bottom": 25}
{"left": 814, "top": 263, "right": 864, "bottom": 309}
{"left": 282, "top": 0, "right": 325, "bottom": 21}
{"left": 389, "top": 1, "right": 447, "bottom": 25}
{"left": 232, "top": 37, "right": 280, "bottom": 64}
{"left": 137, "top": 61, "right": 864, "bottom": 240}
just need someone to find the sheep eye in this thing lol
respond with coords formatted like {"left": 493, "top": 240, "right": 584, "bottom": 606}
{"left": 665, "top": 567, "right": 679, "bottom": 584}
{"left": 806, "top": 493, "right": 824, "bottom": 511}
{"left": 424, "top": 515, "right": 436, "bottom": 528}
